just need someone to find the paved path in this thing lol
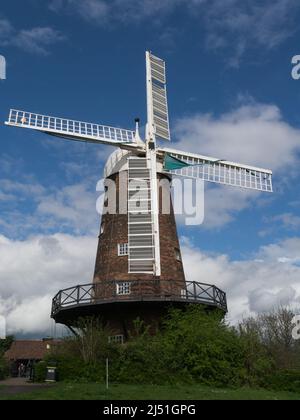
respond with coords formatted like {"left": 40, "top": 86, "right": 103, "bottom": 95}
{"left": 0, "top": 377, "right": 53, "bottom": 397}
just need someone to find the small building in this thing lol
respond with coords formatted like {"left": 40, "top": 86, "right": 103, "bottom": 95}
{"left": 4, "top": 339, "right": 60, "bottom": 377}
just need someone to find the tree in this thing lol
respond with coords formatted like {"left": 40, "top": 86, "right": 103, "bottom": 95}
{"left": 0, "top": 336, "right": 14, "bottom": 356}
{"left": 238, "top": 307, "right": 300, "bottom": 371}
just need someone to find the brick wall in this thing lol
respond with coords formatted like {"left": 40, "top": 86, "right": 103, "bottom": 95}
{"left": 93, "top": 171, "right": 186, "bottom": 298}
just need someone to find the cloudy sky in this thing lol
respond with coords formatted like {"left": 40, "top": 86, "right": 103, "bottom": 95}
{"left": 1, "top": 0, "right": 300, "bottom": 337}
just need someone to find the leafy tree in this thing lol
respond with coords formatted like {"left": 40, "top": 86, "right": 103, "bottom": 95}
{"left": 0, "top": 335, "right": 14, "bottom": 356}
{"left": 239, "top": 307, "right": 300, "bottom": 371}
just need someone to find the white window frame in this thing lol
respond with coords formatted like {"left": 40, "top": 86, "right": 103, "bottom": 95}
{"left": 108, "top": 335, "right": 124, "bottom": 344}
{"left": 118, "top": 243, "right": 129, "bottom": 256}
{"left": 116, "top": 282, "right": 131, "bottom": 296}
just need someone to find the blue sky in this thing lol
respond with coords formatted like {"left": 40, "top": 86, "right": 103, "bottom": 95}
{"left": 1, "top": 0, "right": 300, "bottom": 336}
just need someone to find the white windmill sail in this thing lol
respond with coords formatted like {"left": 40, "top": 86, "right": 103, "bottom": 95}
{"left": 146, "top": 52, "right": 170, "bottom": 141}
{"left": 5, "top": 109, "right": 138, "bottom": 149}
{"left": 160, "top": 147, "right": 273, "bottom": 193}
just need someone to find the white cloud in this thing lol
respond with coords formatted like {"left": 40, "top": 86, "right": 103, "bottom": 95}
{"left": 0, "top": 191, "right": 15, "bottom": 202}
{"left": 13, "top": 27, "right": 65, "bottom": 55}
{"left": 0, "top": 17, "right": 65, "bottom": 55}
{"left": 0, "top": 177, "right": 100, "bottom": 237}
{"left": 248, "top": 287, "right": 296, "bottom": 313}
{"left": 1, "top": 233, "right": 298, "bottom": 335}
{"left": 271, "top": 213, "right": 300, "bottom": 230}
{"left": 259, "top": 237, "right": 300, "bottom": 262}
{"left": 202, "top": 186, "right": 258, "bottom": 229}
{"left": 60, "top": 0, "right": 109, "bottom": 23}
{"left": 174, "top": 102, "right": 300, "bottom": 172}
{"left": 0, "top": 155, "right": 24, "bottom": 176}
{"left": 0, "top": 179, "right": 45, "bottom": 197}
{"left": 48, "top": 0, "right": 299, "bottom": 64}
{"left": 49, "top": 0, "right": 180, "bottom": 23}
{"left": 0, "top": 234, "right": 97, "bottom": 336}
{"left": 173, "top": 101, "right": 300, "bottom": 229}
{"left": 3, "top": 295, "right": 54, "bottom": 337}
{"left": 36, "top": 182, "right": 100, "bottom": 234}
{"left": 0, "top": 18, "right": 13, "bottom": 39}
{"left": 191, "top": 0, "right": 298, "bottom": 66}
{"left": 180, "top": 236, "right": 300, "bottom": 323}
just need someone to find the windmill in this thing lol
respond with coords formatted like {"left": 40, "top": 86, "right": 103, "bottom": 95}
{"left": 5, "top": 52, "right": 273, "bottom": 339}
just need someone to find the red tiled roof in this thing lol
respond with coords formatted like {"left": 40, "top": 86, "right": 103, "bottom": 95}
{"left": 4, "top": 340, "right": 60, "bottom": 361}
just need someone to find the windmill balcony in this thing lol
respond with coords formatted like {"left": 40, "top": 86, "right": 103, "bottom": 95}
{"left": 51, "top": 280, "right": 227, "bottom": 324}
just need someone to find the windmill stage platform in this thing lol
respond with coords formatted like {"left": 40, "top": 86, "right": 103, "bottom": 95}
{"left": 51, "top": 280, "right": 227, "bottom": 327}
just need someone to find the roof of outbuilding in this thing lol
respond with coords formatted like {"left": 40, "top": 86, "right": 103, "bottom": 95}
{"left": 4, "top": 340, "right": 60, "bottom": 361}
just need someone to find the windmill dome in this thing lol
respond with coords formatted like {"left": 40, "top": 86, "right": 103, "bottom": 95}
{"left": 103, "top": 148, "right": 131, "bottom": 178}
{"left": 104, "top": 148, "right": 165, "bottom": 178}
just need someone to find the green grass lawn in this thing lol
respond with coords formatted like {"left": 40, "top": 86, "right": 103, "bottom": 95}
{"left": 0, "top": 382, "right": 299, "bottom": 400}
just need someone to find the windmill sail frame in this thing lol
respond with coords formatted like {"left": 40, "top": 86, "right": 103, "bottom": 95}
{"left": 146, "top": 52, "right": 170, "bottom": 142}
{"left": 161, "top": 148, "right": 273, "bottom": 193}
{"left": 5, "top": 109, "right": 137, "bottom": 148}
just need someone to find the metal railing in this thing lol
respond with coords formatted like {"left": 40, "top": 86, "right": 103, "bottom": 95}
{"left": 6, "top": 109, "right": 136, "bottom": 144}
{"left": 51, "top": 280, "right": 227, "bottom": 317}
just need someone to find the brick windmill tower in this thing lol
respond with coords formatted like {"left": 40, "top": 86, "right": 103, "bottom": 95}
{"left": 6, "top": 52, "right": 273, "bottom": 341}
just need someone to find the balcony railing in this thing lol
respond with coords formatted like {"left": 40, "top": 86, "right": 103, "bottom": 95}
{"left": 51, "top": 280, "right": 227, "bottom": 317}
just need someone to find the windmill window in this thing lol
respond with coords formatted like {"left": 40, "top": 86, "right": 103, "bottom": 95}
{"left": 116, "top": 282, "right": 131, "bottom": 295}
{"left": 118, "top": 243, "right": 129, "bottom": 256}
{"left": 108, "top": 335, "right": 124, "bottom": 345}
{"left": 175, "top": 248, "right": 181, "bottom": 262}
{"left": 100, "top": 223, "right": 105, "bottom": 235}
{"left": 104, "top": 186, "right": 109, "bottom": 208}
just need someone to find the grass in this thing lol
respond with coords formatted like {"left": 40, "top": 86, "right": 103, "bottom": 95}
{"left": 0, "top": 382, "right": 299, "bottom": 400}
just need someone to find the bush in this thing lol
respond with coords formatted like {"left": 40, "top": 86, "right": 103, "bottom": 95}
{"left": 263, "top": 370, "right": 300, "bottom": 393}
{"left": 45, "top": 318, "right": 122, "bottom": 382}
{"left": 0, "top": 356, "right": 9, "bottom": 380}
{"left": 51, "top": 354, "right": 105, "bottom": 382}
{"left": 114, "top": 333, "right": 174, "bottom": 385}
{"left": 160, "top": 307, "right": 245, "bottom": 387}
{"left": 113, "top": 307, "right": 246, "bottom": 387}
{"left": 34, "top": 361, "right": 47, "bottom": 383}
{"left": 0, "top": 336, "right": 14, "bottom": 355}
{"left": 237, "top": 319, "right": 275, "bottom": 386}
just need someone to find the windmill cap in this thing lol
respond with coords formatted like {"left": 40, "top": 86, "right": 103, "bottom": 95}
{"left": 104, "top": 148, "right": 164, "bottom": 178}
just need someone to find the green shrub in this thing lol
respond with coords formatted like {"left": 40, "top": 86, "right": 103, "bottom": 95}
{"left": 44, "top": 318, "right": 122, "bottom": 382}
{"left": 34, "top": 361, "right": 47, "bottom": 382}
{"left": 0, "top": 336, "right": 14, "bottom": 355}
{"left": 113, "top": 307, "right": 246, "bottom": 387}
{"left": 54, "top": 355, "right": 104, "bottom": 382}
{"left": 0, "top": 356, "right": 9, "bottom": 380}
{"left": 263, "top": 370, "right": 300, "bottom": 393}
{"left": 159, "top": 307, "right": 245, "bottom": 387}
